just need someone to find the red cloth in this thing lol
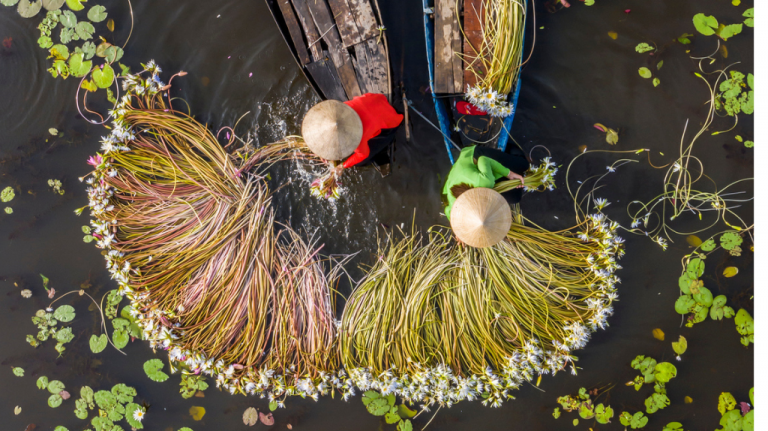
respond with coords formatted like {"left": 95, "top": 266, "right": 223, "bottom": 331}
{"left": 456, "top": 101, "right": 487, "bottom": 116}
{"left": 342, "top": 93, "right": 403, "bottom": 169}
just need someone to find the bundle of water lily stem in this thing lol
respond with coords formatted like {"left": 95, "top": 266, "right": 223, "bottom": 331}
{"left": 460, "top": 0, "right": 527, "bottom": 117}
{"left": 82, "top": 63, "right": 623, "bottom": 409}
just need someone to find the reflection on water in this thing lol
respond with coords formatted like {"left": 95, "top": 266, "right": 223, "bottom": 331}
{"left": 0, "top": 0, "right": 753, "bottom": 430}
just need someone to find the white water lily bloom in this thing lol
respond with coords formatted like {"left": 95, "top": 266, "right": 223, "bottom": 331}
{"left": 132, "top": 407, "right": 146, "bottom": 422}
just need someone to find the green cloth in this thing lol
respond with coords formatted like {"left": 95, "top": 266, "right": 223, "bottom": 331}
{"left": 442, "top": 145, "right": 510, "bottom": 220}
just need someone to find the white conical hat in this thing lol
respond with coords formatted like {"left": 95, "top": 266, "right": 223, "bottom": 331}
{"left": 301, "top": 100, "right": 363, "bottom": 161}
{"left": 450, "top": 187, "right": 511, "bottom": 248}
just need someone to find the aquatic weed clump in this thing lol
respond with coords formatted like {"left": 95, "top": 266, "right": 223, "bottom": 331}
{"left": 81, "top": 63, "right": 350, "bottom": 401}
{"left": 338, "top": 214, "right": 623, "bottom": 407}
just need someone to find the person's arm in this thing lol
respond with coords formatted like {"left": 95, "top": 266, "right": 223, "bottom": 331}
{"left": 478, "top": 156, "right": 510, "bottom": 180}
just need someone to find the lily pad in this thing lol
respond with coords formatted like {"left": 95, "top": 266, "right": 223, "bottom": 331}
{"left": 143, "top": 359, "right": 169, "bottom": 382}
{"left": 81, "top": 40, "right": 95, "bottom": 59}
{"left": 686, "top": 258, "right": 705, "bottom": 279}
{"left": 18, "top": 0, "right": 42, "bottom": 18}
{"left": 1, "top": 187, "right": 14, "bottom": 202}
{"left": 68, "top": 52, "right": 92, "bottom": 77}
{"left": 75, "top": 21, "right": 94, "bottom": 40}
{"left": 645, "top": 392, "right": 670, "bottom": 414}
{"left": 55, "top": 326, "right": 74, "bottom": 343}
{"left": 701, "top": 237, "right": 717, "bottom": 251}
{"left": 92, "top": 63, "right": 115, "bottom": 88}
{"left": 672, "top": 335, "right": 687, "bottom": 356}
{"left": 65, "top": 0, "right": 85, "bottom": 11}
{"left": 86, "top": 4, "right": 105, "bottom": 21}
{"left": 189, "top": 405, "right": 206, "bottom": 421}
{"left": 720, "top": 231, "right": 743, "bottom": 250}
{"left": 111, "top": 383, "right": 135, "bottom": 404}
{"left": 48, "top": 393, "right": 63, "bottom": 407}
{"left": 595, "top": 404, "right": 613, "bottom": 424}
{"left": 12, "top": 367, "right": 24, "bottom": 376}
{"left": 693, "top": 286, "right": 713, "bottom": 307}
{"left": 635, "top": 43, "right": 654, "bottom": 53}
{"left": 723, "top": 266, "right": 738, "bottom": 278}
{"left": 37, "top": 375, "right": 49, "bottom": 389}
{"left": 259, "top": 412, "right": 274, "bottom": 426}
{"left": 1, "top": 0, "right": 20, "bottom": 6}
{"left": 638, "top": 67, "right": 652, "bottom": 79}
{"left": 719, "top": 392, "right": 737, "bottom": 415}
{"left": 42, "top": 0, "right": 64, "bottom": 10}
{"left": 397, "top": 420, "right": 413, "bottom": 431}
{"left": 652, "top": 328, "right": 665, "bottom": 341}
{"left": 654, "top": 362, "right": 677, "bottom": 383}
{"left": 125, "top": 403, "right": 144, "bottom": 429}
{"left": 54, "top": 305, "right": 75, "bottom": 322}
{"left": 60, "top": 9, "right": 75, "bottom": 27}
{"left": 718, "top": 23, "right": 743, "bottom": 41}
{"left": 89, "top": 333, "right": 108, "bottom": 353}
{"left": 675, "top": 295, "right": 695, "bottom": 314}
{"left": 48, "top": 380, "right": 65, "bottom": 394}
{"left": 243, "top": 407, "right": 258, "bottom": 426}
{"left": 693, "top": 13, "right": 718, "bottom": 36}
{"left": 50, "top": 43, "right": 69, "bottom": 60}
{"left": 663, "top": 422, "right": 684, "bottom": 431}
{"left": 104, "top": 45, "right": 124, "bottom": 63}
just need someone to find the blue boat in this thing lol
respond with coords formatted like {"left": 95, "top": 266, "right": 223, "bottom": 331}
{"left": 422, "top": 0, "right": 526, "bottom": 164}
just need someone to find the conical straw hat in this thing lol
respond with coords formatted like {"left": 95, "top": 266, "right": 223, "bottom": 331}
{"left": 450, "top": 187, "right": 511, "bottom": 248}
{"left": 301, "top": 100, "right": 363, "bottom": 161}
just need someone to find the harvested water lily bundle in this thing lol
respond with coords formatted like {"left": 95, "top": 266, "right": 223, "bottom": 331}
{"left": 461, "top": 0, "right": 527, "bottom": 117}
{"left": 81, "top": 63, "right": 344, "bottom": 398}
{"left": 494, "top": 156, "right": 558, "bottom": 193}
{"left": 339, "top": 214, "right": 622, "bottom": 407}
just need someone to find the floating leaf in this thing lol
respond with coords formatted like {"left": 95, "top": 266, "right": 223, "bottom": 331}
{"left": 654, "top": 362, "right": 677, "bottom": 383}
{"left": 700, "top": 238, "right": 716, "bottom": 251}
{"left": 68, "top": 52, "right": 92, "bottom": 77}
{"left": 718, "top": 23, "right": 742, "bottom": 41}
{"left": 14, "top": 406, "right": 21, "bottom": 415}
{"left": 112, "top": 328, "right": 128, "bottom": 348}
{"left": 652, "top": 328, "right": 665, "bottom": 341}
{"left": 573, "top": 419, "right": 579, "bottom": 426}
{"left": 595, "top": 404, "right": 614, "bottom": 424}
{"left": 81, "top": 79, "right": 98, "bottom": 92}
{"left": 397, "top": 403, "right": 417, "bottom": 419}
{"left": 243, "top": 407, "right": 258, "bottom": 426}
{"left": 38, "top": 35, "right": 53, "bottom": 48}
{"left": 635, "top": 43, "right": 654, "bottom": 53}
{"left": 269, "top": 401, "right": 277, "bottom": 411}
{"left": 653, "top": 78, "right": 660, "bottom": 87}
{"left": 678, "top": 33, "right": 693, "bottom": 44}
{"left": 104, "top": 45, "right": 123, "bottom": 63}
{"left": 49, "top": 393, "right": 63, "bottom": 408}
{"left": 86, "top": 4, "right": 105, "bottom": 21}
{"left": 5, "top": 207, "right": 13, "bottom": 214}
{"left": 553, "top": 407, "right": 561, "bottom": 419}
{"left": 723, "top": 266, "right": 738, "bottom": 278}
{"left": 75, "top": 21, "right": 94, "bottom": 40}
{"left": 744, "top": 140, "right": 753, "bottom": 148}
{"left": 48, "top": 380, "right": 65, "bottom": 394}
{"left": 1, "top": 187, "right": 14, "bottom": 202}
{"left": 65, "top": 0, "right": 85, "bottom": 11}
{"left": 720, "top": 231, "right": 743, "bottom": 250}
{"left": 106, "top": 17, "right": 114, "bottom": 31}
{"left": 657, "top": 60, "right": 663, "bottom": 70}
{"left": 638, "top": 67, "right": 652, "bottom": 79}
{"left": 13, "top": 367, "right": 24, "bottom": 376}
{"left": 735, "top": 309, "right": 754, "bottom": 346}
{"left": 189, "top": 406, "right": 206, "bottom": 421}
{"left": 672, "top": 335, "right": 687, "bottom": 356}
{"left": 645, "top": 392, "right": 670, "bottom": 414}
{"left": 662, "top": 422, "right": 683, "bottom": 431}
{"left": 53, "top": 305, "right": 75, "bottom": 322}
{"left": 607, "top": 31, "right": 618, "bottom": 40}
{"left": 686, "top": 235, "right": 702, "bottom": 247}
{"left": 55, "top": 326, "right": 74, "bottom": 343}
{"left": 37, "top": 375, "right": 49, "bottom": 389}
{"left": 397, "top": 420, "right": 413, "bottom": 431}
{"left": 718, "top": 392, "right": 737, "bottom": 415}
{"left": 685, "top": 396, "right": 693, "bottom": 403}
{"left": 744, "top": 8, "right": 754, "bottom": 27}
{"left": 686, "top": 258, "right": 705, "bottom": 279}
{"left": 81, "top": 40, "right": 95, "bottom": 59}
{"left": 125, "top": 403, "right": 144, "bottom": 429}
{"left": 89, "top": 334, "right": 108, "bottom": 353}
{"left": 2, "top": 0, "right": 20, "bottom": 5}
{"left": 259, "top": 412, "right": 274, "bottom": 426}
{"left": 693, "top": 286, "right": 713, "bottom": 307}
{"left": 18, "top": 0, "right": 42, "bottom": 18}
{"left": 92, "top": 63, "right": 114, "bottom": 88}
{"left": 693, "top": 13, "right": 719, "bottom": 36}
{"left": 49, "top": 43, "right": 69, "bottom": 60}
{"left": 42, "top": 0, "right": 64, "bottom": 9}
{"left": 143, "top": 359, "right": 169, "bottom": 382}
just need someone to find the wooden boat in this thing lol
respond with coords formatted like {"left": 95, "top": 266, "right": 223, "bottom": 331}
{"left": 422, "top": 0, "right": 526, "bottom": 164}
{"left": 265, "top": 0, "right": 392, "bottom": 103}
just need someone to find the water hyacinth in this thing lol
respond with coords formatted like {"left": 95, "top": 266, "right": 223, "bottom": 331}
{"left": 82, "top": 62, "right": 624, "bottom": 409}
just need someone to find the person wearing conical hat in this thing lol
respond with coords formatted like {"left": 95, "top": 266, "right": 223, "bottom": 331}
{"left": 302, "top": 94, "right": 403, "bottom": 177}
{"left": 450, "top": 187, "right": 512, "bottom": 248}
{"left": 442, "top": 144, "right": 529, "bottom": 223}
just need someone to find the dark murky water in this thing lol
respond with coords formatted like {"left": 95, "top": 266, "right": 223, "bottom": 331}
{"left": 0, "top": 0, "right": 753, "bottom": 430}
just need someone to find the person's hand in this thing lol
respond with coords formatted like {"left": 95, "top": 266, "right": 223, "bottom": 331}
{"left": 506, "top": 171, "right": 525, "bottom": 188}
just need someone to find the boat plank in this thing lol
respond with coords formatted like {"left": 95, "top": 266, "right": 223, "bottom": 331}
{"left": 463, "top": 0, "right": 484, "bottom": 88}
{"left": 290, "top": 0, "right": 323, "bottom": 60}
{"left": 346, "top": 0, "right": 378, "bottom": 41}
{"left": 365, "top": 38, "right": 389, "bottom": 96}
{"left": 304, "top": 0, "right": 362, "bottom": 98}
{"left": 434, "top": 0, "right": 456, "bottom": 93}
{"left": 276, "top": 0, "right": 311, "bottom": 65}
{"left": 306, "top": 55, "right": 349, "bottom": 101}
{"left": 352, "top": 42, "right": 374, "bottom": 93}
{"left": 451, "top": 2, "right": 464, "bottom": 93}
{"left": 328, "top": 0, "right": 363, "bottom": 48}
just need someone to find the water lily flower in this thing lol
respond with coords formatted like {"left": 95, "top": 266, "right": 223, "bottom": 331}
{"left": 132, "top": 407, "right": 146, "bottom": 422}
